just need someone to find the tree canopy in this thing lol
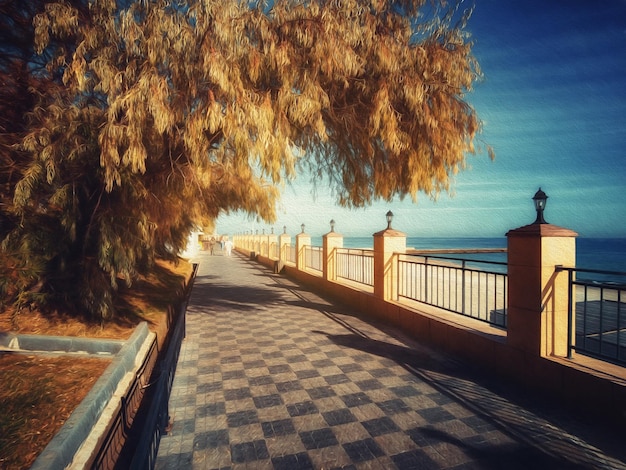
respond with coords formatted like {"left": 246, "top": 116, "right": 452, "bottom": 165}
{"left": 0, "top": 0, "right": 491, "bottom": 320}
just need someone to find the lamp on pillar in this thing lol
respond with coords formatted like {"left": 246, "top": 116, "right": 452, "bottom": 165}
{"left": 283, "top": 225, "right": 287, "bottom": 234}
{"left": 386, "top": 210, "right": 394, "bottom": 230}
{"left": 330, "top": 219, "right": 336, "bottom": 233}
{"left": 532, "top": 188, "right": 548, "bottom": 224}
{"left": 271, "top": 227, "right": 274, "bottom": 235}
{"left": 301, "top": 223, "right": 305, "bottom": 234}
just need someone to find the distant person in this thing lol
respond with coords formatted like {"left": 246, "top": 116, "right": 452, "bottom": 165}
{"left": 209, "top": 237, "right": 216, "bottom": 255}
{"left": 224, "top": 239, "right": 233, "bottom": 256}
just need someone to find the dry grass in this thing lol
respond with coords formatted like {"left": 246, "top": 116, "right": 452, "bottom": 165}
{"left": 0, "top": 258, "right": 193, "bottom": 470}
{"left": 0, "top": 355, "right": 111, "bottom": 469}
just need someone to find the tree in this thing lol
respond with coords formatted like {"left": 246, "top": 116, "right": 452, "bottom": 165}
{"left": 1, "top": 0, "right": 491, "bottom": 320}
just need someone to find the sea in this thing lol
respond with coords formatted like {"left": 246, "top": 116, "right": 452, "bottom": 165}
{"left": 310, "top": 236, "right": 626, "bottom": 281}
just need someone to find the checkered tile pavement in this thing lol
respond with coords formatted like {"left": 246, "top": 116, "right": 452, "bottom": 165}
{"left": 155, "top": 252, "right": 626, "bottom": 470}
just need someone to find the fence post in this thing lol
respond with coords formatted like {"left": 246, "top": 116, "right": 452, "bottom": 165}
{"left": 296, "top": 229, "right": 311, "bottom": 271}
{"left": 506, "top": 223, "right": 577, "bottom": 357}
{"left": 323, "top": 230, "right": 343, "bottom": 281}
{"left": 373, "top": 227, "right": 406, "bottom": 301}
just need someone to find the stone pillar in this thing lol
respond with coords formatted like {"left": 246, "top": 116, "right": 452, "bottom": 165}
{"left": 506, "top": 223, "right": 577, "bottom": 357}
{"left": 279, "top": 232, "right": 291, "bottom": 265}
{"left": 373, "top": 228, "right": 406, "bottom": 301}
{"left": 323, "top": 231, "right": 343, "bottom": 281}
{"left": 268, "top": 234, "right": 278, "bottom": 259}
{"left": 296, "top": 231, "right": 311, "bottom": 271}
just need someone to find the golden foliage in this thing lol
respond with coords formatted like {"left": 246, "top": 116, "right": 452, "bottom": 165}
{"left": 5, "top": 0, "right": 491, "bottom": 319}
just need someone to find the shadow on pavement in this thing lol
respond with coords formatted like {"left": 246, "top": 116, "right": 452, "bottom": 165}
{"left": 315, "top": 329, "right": 626, "bottom": 469}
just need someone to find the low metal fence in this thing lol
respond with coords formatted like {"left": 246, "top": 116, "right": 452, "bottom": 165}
{"left": 305, "top": 246, "right": 323, "bottom": 272}
{"left": 398, "top": 254, "right": 508, "bottom": 328}
{"left": 90, "top": 265, "right": 197, "bottom": 469}
{"left": 91, "top": 335, "right": 159, "bottom": 469}
{"left": 126, "top": 263, "right": 197, "bottom": 469}
{"left": 557, "top": 266, "right": 626, "bottom": 366}
{"left": 269, "top": 242, "right": 278, "bottom": 260}
{"left": 336, "top": 248, "right": 374, "bottom": 286}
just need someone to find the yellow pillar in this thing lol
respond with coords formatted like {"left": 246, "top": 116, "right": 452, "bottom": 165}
{"left": 373, "top": 228, "right": 406, "bottom": 301}
{"left": 267, "top": 234, "right": 278, "bottom": 259}
{"left": 323, "top": 231, "right": 343, "bottom": 281}
{"left": 296, "top": 231, "right": 311, "bottom": 271}
{"left": 507, "top": 223, "right": 577, "bottom": 357}
{"left": 279, "top": 232, "right": 291, "bottom": 264}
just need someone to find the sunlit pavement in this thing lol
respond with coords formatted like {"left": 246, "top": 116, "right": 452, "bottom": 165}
{"left": 155, "top": 250, "right": 626, "bottom": 469}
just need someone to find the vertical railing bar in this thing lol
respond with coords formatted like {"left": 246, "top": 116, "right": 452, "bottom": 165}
{"left": 461, "top": 261, "right": 466, "bottom": 315}
{"left": 583, "top": 286, "right": 589, "bottom": 350}
{"left": 434, "top": 265, "right": 439, "bottom": 306}
{"left": 477, "top": 271, "right": 482, "bottom": 320}
{"left": 424, "top": 261, "right": 427, "bottom": 302}
{"left": 487, "top": 272, "right": 491, "bottom": 321}
{"left": 617, "top": 289, "right": 623, "bottom": 362}
{"left": 599, "top": 286, "right": 605, "bottom": 356}
{"left": 491, "top": 273, "right": 495, "bottom": 322}
{"left": 443, "top": 268, "right": 452, "bottom": 308}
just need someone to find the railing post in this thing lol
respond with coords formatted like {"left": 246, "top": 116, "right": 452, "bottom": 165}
{"left": 323, "top": 230, "right": 343, "bottom": 281}
{"left": 373, "top": 227, "right": 406, "bottom": 301}
{"left": 563, "top": 267, "right": 574, "bottom": 359}
{"left": 506, "top": 223, "right": 577, "bottom": 357}
{"left": 296, "top": 230, "right": 311, "bottom": 271}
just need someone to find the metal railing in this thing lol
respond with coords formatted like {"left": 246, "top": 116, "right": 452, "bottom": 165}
{"left": 557, "top": 266, "right": 626, "bottom": 366}
{"left": 269, "top": 242, "right": 278, "bottom": 260}
{"left": 336, "top": 248, "right": 374, "bottom": 286}
{"left": 398, "top": 254, "right": 508, "bottom": 328}
{"left": 91, "top": 335, "right": 159, "bottom": 469}
{"left": 90, "top": 264, "right": 197, "bottom": 469}
{"left": 305, "top": 246, "right": 323, "bottom": 272}
{"left": 126, "top": 264, "right": 196, "bottom": 469}
{"left": 283, "top": 244, "right": 296, "bottom": 264}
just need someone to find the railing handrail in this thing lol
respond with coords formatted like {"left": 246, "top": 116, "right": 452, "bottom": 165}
{"left": 556, "top": 265, "right": 626, "bottom": 279}
{"left": 405, "top": 252, "right": 508, "bottom": 268}
{"left": 336, "top": 247, "right": 374, "bottom": 255}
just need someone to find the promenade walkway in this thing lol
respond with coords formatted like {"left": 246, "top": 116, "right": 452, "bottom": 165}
{"left": 155, "top": 251, "right": 626, "bottom": 470}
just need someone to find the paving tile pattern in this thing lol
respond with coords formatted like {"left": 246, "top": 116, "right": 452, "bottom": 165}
{"left": 155, "top": 252, "right": 626, "bottom": 470}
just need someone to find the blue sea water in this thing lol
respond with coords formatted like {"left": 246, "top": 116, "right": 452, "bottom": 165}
{"left": 311, "top": 236, "right": 626, "bottom": 278}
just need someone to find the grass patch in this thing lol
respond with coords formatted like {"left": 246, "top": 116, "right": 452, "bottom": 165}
{"left": 0, "top": 355, "right": 111, "bottom": 469}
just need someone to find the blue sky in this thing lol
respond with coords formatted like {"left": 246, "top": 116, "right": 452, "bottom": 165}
{"left": 217, "top": 0, "right": 626, "bottom": 239}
